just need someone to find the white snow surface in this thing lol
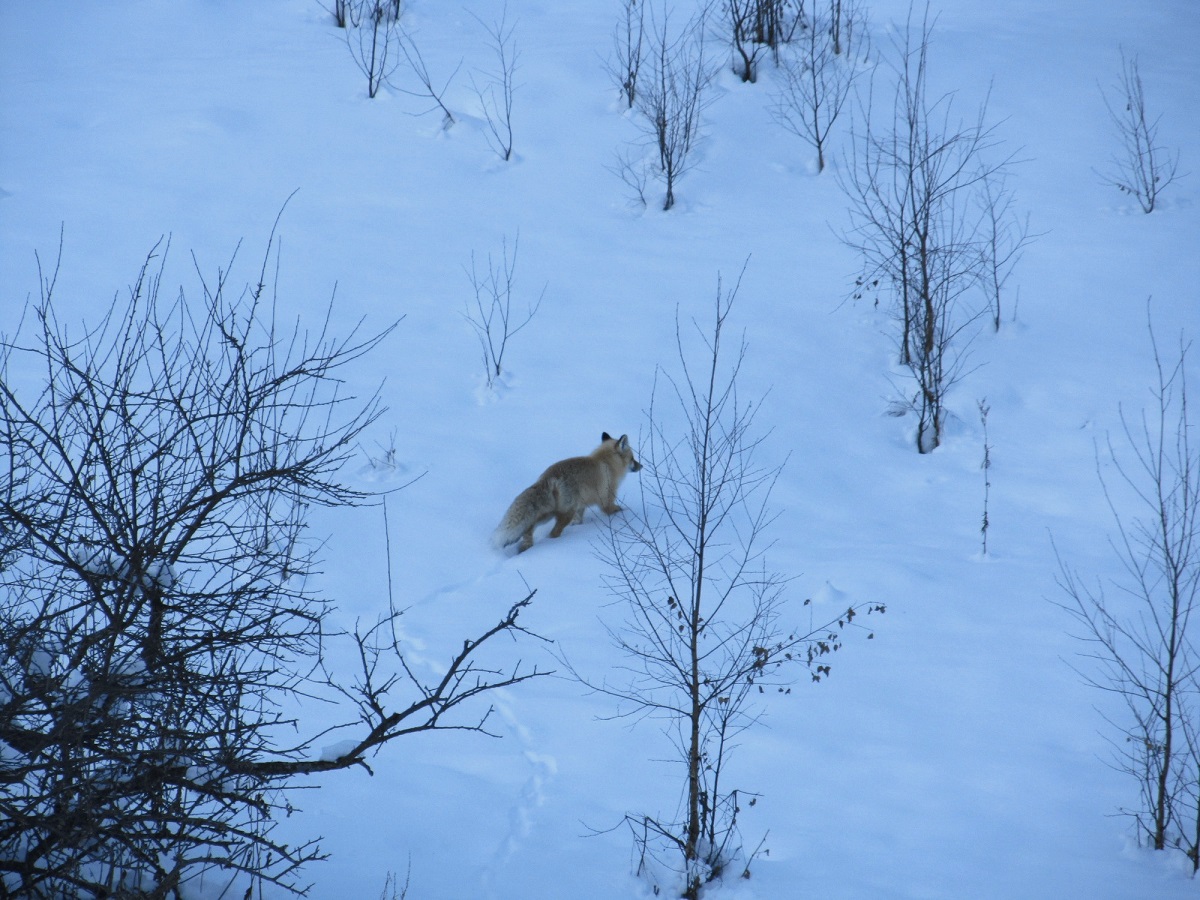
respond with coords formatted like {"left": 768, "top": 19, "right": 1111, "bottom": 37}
{"left": 2, "top": 1, "right": 1198, "bottom": 898}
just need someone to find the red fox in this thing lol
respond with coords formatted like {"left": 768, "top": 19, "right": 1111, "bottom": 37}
{"left": 492, "top": 432, "right": 642, "bottom": 552}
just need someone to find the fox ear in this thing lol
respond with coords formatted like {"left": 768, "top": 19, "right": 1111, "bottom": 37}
{"left": 602, "top": 432, "right": 613, "bottom": 442}
{"left": 618, "top": 434, "right": 629, "bottom": 449}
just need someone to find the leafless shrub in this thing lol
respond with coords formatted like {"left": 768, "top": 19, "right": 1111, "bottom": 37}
{"left": 464, "top": 233, "right": 545, "bottom": 388}
{"left": 470, "top": 5, "right": 519, "bottom": 162}
{"left": 1055, "top": 315, "right": 1199, "bottom": 870}
{"left": 726, "top": 0, "right": 805, "bottom": 78}
{"left": 839, "top": 7, "right": 1021, "bottom": 453}
{"left": 608, "top": 145, "right": 652, "bottom": 208}
{"left": 1097, "top": 50, "right": 1184, "bottom": 213}
{"left": 346, "top": 0, "right": 402, "bottom": 98}
{"left": 579, "top": 267, "right": 882, "bottom": 899}
{"left": 634, "top": 3, "right": 715, "bottom": 211}
{"left": 395, "top": 28, "right": 460, "bottom": 129}
{"left": 977, "top": 170, "right": 1034, "bottom": 331}
{"left": 726, "top": 0, "right": 767, "bottom": 83}
{"left": 828, "top": 0, "right": 849, "bottom": 55}
{"left": 0, "top": 223, "right": 546, "bottom": 897}
{"left": 608, "top": 0, "right": 647, "bottom": 109}
{"left": 771, "top": 1, "right": 869, "bottom": 172}
{"left": 978, "top": 398, "right": 992, "bottom": 555}
{"left": 326, "top": 0, "right": 357, "bottom": 28}
{"left": 379, "top": 862, "right": 411, "bottom": 900}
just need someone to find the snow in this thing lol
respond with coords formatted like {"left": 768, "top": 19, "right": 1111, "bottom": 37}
{"left": 1, "top": 0, "right": 1198, "bottom": 898}
{"left": 320, "top": 739, "right": 363, "bottom": 763}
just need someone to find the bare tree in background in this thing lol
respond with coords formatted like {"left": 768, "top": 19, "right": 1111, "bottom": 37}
{"left": 581, "top": 268, "right": 882, "bottom": 899}
{"left": 726, "top": 0, "right": 804, "bottom": 79}
{"left": 1098, "top": 50, "right": 1184, "bottom": 214}
{"left": 338, "top": 2, "right": 458, "bottom": 122}
{"left": 828, "top": 0, "right": 845, "bottom": 55}
{"left": 470, "top": 5, "right": 519, "bottom": 162}
{"left": 609, "top": 0, "right": 646, "bottom": 109}
{"left": 726, "top": 0, "right": 767, "bottom": 83}
{"left": 634, "top": 4, "right": 715, "bottom": 211}
{"left": 1056, "top": 316, "right": 1200, "bottom": 869}
{"left": 325, "top": 0, "right": 357, "bottom": 29}
{"left": 346, "top": 0, "right": 402, "bottom": 98}
{"left": 772, "top": 1, "right": 869, "bottom": 172}
{"left": 0, "top": 225, "right": 545, "bottom": 898}
{"left": 463, "top": 232, "right": 545, "bottom": 389}
{"left": 839, "top": 7, "right": 1019, "bottom": 453}
{"left": 396, "top": 27, "right": 460, "bottom": 129}
{"left": 977, "top": 170, "right": 1033, "bottom": 331}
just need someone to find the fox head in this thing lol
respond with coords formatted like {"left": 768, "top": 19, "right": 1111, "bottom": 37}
{"left": 601, "top": 432, "right": 643, "bottom": 473}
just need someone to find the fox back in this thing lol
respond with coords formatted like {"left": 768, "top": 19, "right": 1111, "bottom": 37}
{"left": 492, "top": 432, "right": 642, "bottom": 552}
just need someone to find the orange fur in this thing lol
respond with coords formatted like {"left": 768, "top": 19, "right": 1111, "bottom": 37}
{"left": 492, "top": 433, "right": 642, "bottom": 552}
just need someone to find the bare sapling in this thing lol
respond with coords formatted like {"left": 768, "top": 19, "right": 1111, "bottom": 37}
{"left": 1055, "top": 313, "right": 1199, "bottom": 867}
{"left": 635, "top": 3, "right": 715, "bottom": 210}
{"left": 978, "top": 398, "right": 991, "bottom": 555}
{"left": 1097, "top": 49, "right": 1184, "bottom": 213}
{"left": 726, "top": 0, "right": 803, "bottom": 78}
{"left": 580, "top": 266, "right": 883, "bottom": 898}
{"left": 772, "top": 0, "right": 869, "bottom": 172}
{"left": 839, "top": 6, "right": 1022, "bottom": 453}
{"left": 978, "top": 170, "right": 1034, "bottom": 331}
{"left": 470, "top": 4, "right": 519, "bottom": 161}
{"left": 326, "top": 0, "right": 356, "bottom": 28}
{"left": 609, "top": 0, "right": 646, "bottom": 109}
{"left": 396, "top": 27, "right": 460, "bottom": 129}
{"left": 346, "top": 0, "right": 402, "bottom": 98}
{"left": 464, "top": 233, "right": 545, "bottom": 388}
{"left": 726, "top": 0, "right": 766, "bottom": 83}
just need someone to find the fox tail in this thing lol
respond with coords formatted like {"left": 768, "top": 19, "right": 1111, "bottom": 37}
{"left": 491, "top": 482, "right": 552, "bottom": 549}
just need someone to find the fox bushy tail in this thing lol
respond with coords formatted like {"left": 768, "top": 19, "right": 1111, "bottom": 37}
{"left": 490, "top": 504, "right": 528, "bottom": 549}
{"left": 491, "top": 480, "right": 558, "bottom": 549}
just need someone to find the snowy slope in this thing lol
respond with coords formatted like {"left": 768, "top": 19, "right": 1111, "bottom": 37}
{"left": 1, "top": 1, "right": 1198, "bottom": 898}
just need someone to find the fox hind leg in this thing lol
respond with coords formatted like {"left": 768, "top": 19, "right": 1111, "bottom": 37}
{"left": 548, "top": 511, "right": 574, "bottom": 538}
{"left": 517, "top": 527, "right": 535, "bottom": 552}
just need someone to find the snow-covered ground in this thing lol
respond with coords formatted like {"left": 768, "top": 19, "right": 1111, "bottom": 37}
{"left": 2, "top": 1, "right": 1198, "bottom": 897}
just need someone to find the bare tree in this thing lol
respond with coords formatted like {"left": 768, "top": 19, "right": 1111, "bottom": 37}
{"left": 759, "top": 0, "right": 804, "bottom": 52}
{"left": 1178, "top": 679, "right": 1200, "bottom": 871}
{"left": 1098, "top": 50, "right": 1184, "bottom": 214}
{"left": 609, "top": 144, "right": 653, "bottom": 208}
{"left": 346, "top": 0, "right": 402, "bottom": 99}
{"left": 580, "top": 268, "right": 882, "bottom": 899}
{"left": 608, "top": 0, "right": 646, "bottom": 109}
{"left": 470, "top": 4, "right": 519, "bottom": 162}
{"left": 978, "top": 398, "right": 992, "bottom": 556}
{"left": 325, "top": 0, "right": 357, "bottom": 29}
{"left": 1055, "top": 315, "right": 1199, "bottom": 868}
{"left": 395, "top": 27, "right": 460, "bottom": 129}
{"left": 771, "top": 1, "right": 869, "bottom": 172}
{"left": 726, "top": 0, "right": 766, "bottom": 83}
{"left": 0, "top": 227, "right": 546, "bottom": 898}
{"left": 378, "top": 863, "right": 411, "bottom": 900}
{"left": 828, "top": 0, "right": 842, "bottom": 54}
{"left": 839, "top": 7, "right": 1018, "bottom": 453}
{"left": 634, "top": 3, "right": 715, "bottom": 211}
{"left": 977, "top": 170, "right": 1034, "bottom": 331}
{"left": 726, "top": 0, "right": 804, "bottom": 79}
{"left": 463, "top": 233, "right": 545, "bottom": 389}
